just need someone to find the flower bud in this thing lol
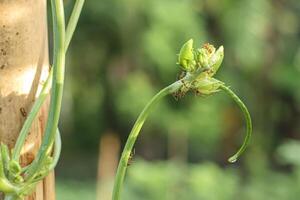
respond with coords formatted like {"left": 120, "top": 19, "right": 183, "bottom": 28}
{"left": 208, "top": 46, "right": 224, "bottom": 76}
{"left": 178, "top": 39, "right": 196, "bottom": 72}
{"left": 196, "top": 43, "right": 216, "bottom": 67}
{"left": 193, "top": 77, "right": 224, "bottom": 95}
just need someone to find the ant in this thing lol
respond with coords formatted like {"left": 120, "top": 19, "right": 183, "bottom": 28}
{"left": 20, "top": 107, "right": 27, "bottom": 117}
{"left": 127, "top": 149, "right": 135, "bottom": 166}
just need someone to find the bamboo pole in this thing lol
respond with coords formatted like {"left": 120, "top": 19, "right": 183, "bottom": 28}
{"left": 0, "top": 0, "right": 55, "bottom": 199}
{"left": 97, "top": 132, "right": 120, "bottom": 200}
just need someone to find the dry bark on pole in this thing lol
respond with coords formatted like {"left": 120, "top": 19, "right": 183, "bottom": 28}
{"left": 0, "top": 0, "right": 55, "bottom": 199}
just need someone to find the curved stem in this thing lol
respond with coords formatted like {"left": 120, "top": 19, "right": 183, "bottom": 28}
{"left": 220, "top": 85, "right": 252, "bottom": 163}
{"left": 112, "top": 67, "right": 209, "bottom": 200}
{"left": 24, "top": 0, "right": 65, "bottom": 180}
{"left": 12, "top": 71, "right": 53, "bottom": 161}
{"left": 65, "top": 0, "right": 85, "bottom": 50}
{"left": 15, "top": 133, "right": 61, "bottom": 199}
{"left": 49, "top": 129, "right": 62, "bottom": 170}
{"left": 22, "top": 130, "right": 61, "bottom": 185}
{"left": 20, "top": 129, "right": 61, "bottom": 174}
{"left": 112, "top": 81, "right": 182, "bottom": 200}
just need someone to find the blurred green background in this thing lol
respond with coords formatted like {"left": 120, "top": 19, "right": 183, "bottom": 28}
{"left": 56, "top": 0, "right": 300, "bottom": 199}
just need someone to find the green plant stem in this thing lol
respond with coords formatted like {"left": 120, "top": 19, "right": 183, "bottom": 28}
{"left": 24, "top": 0, "right": 65, "bottom": 180}
{"left": 65, "top": 0, "right": 85, "bottom": 50}
{"left": 23, "top": 130, "right": 61, "bottom": 185}
{"left": 49, "top": 129, "right": 62, "bottom": 171}
{"left": 12, "top": 71, "right": 53, "bottom": 161}
{"left": 0, "top": 152, "right": 18, "bottom": 195}
{"left": 220, "top": 85, "right": 252, "bottom": 163}
{"left": 20, "top": 129, "right": 61, "bottom": 174}
{"left": 1, "top": 144, "right": 11, "bottom": 175}
{"left": 3, "top": 194, "right": 19, "bottom": 200}
{"left": 112, "top": 67, "right": 209, "bottom": 200}
{"left": 112, "top": 81, "right": 182, "bottom": 200}
{"left": 12, "top": 0, "right": 84, "bottom": 162}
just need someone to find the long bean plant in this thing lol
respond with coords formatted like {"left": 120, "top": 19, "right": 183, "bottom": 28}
{"left": 112, "top": 40, "right": 252, "bottom": 200}
{"left": 0, "top": 1, "right": 252, "bottom": 199}
{"left": 0, "top": 0, "right": 84, "bottom": 199}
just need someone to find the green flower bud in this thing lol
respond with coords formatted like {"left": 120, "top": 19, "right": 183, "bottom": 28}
{"left": 193, "top": 77, "right": 224, "bottom": 95}
{"left": 178, "top": 39, "right": 196, "bottom": 71}
{"left": 197, "top": 48, "right": 209, "bottom": 67}
{"left": 208, "top": 46, "right": 224, "bottom": 76}
{"left": 196, "top": 43, "right": 216, "bottom": 67}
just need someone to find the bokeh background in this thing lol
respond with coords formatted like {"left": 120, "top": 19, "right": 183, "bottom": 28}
{"left": 56, "top": 0, "right": 300, "bottom": 199}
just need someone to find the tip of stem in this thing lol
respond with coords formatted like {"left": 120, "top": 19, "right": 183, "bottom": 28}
{"left": 228, "top": 156, "right": 238, "bottom": 163}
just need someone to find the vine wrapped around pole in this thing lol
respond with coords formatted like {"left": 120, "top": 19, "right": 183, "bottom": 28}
{"left": 0, "top": 0, "right": 85, "bottom": 199}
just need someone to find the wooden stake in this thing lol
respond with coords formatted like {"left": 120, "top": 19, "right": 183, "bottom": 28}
{"left": 97, "top": 132, "right": 120, "bottom": 200}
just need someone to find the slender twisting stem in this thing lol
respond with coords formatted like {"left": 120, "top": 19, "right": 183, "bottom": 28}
{"left": 24, "top": 0, "right": 66, "bottom": 180}
{"left": 12, "top": 71, "right": 52, "bottom": 161}
{"left": 25, "top": 130, "right": 61, "bottom": 184}
{"left": 49, "top": 129, "right": 62, "bottom": 170}
{"left": 112, "top": 81, "right": 252, "bottom": 200}
{"left": 112, "top": 81, "right": 182, "bottom": 200}
{"left": 220, "top": 85, "right": 252, "bottom": 163}
{"left": 112, "top": 67, "right": 209, "bottom": 200}
{"left": 12, "top": 0, "right": 84, "bottom": 162}
{"left": 65, "top": 0, "right": 85, "bottom": 50}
